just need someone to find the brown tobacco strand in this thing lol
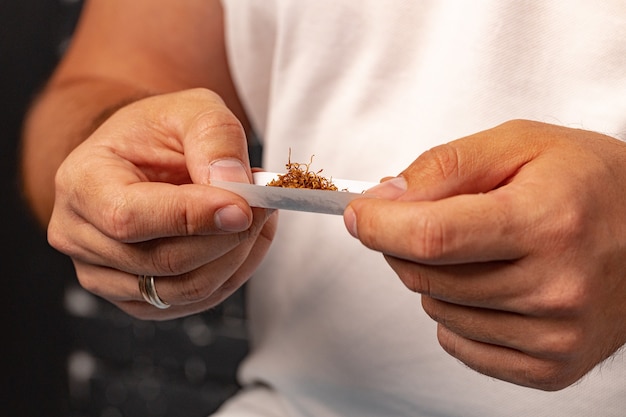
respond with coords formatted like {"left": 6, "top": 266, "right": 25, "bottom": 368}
{"left": 266, "top": 151, "right": 338, "bottom": 191}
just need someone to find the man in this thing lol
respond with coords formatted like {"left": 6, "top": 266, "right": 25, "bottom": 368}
{"left": 22, "top": 1, "right": 626, "bottom": 415}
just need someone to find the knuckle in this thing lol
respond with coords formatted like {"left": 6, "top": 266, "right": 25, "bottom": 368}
{"left": 192, "top": 107, "right": 244, "bottom": 140}
{"left": 405, "top": 269, "right": 429, "bottom": 294}
{"left": 75, "top": 274, "right": 100, "bottom": 297}
{"left": 554, "top": 203, "right": 588, "bottom": 244}
{"left": 416, "top": 213, "right": 446, "bottom": 260}
{"left": 422, "top": 143, "right": 462, "bottom": 181}
{"left": 499, "top": 119, "right": 531, "bottom": 131}
{"left": 536, "top": 326, "right": 586, "bottom": 360}
{"left": 185, "top": 87, "right": 224, "bottom": 104}
{"left": 435, "top": 324, "right": 459, "bottom": 356}
{"left": 72, "top": 267, "right": 109, "bottom": 301}
{"left": 47, "top": 221, "right": 73, "bottom": 255}
{"left": 149, "top": 245, "right": 186, "bottom": 276}
{"left": 530, "top": 270, "right": 588, "bottom": 316}
{"left": 179, "top": 277, "right": 213, "bottom": 303}
{"left": 102, "top": 195, "right": 138, "bottom": 242}
{"left": 521, "top": 326, "right": 590, "bottom": 391}
{"left": 523, "top": 359, "right": 580, "bottom": 391}
{"left": 393, "top": 259, "right": 431, "bottom": 294}
{"left": 421, "top": 296, "right": 443, "bottom": 323}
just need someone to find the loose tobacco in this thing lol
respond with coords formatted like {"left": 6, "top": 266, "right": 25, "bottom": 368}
{"left": 267, "top": 150, "right": 338, "bottom": 191}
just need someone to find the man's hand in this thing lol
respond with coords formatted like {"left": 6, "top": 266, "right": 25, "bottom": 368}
{"left": 49, "top": 89, "right": 277, "bottom": 320}
{"left": 345, "top": 120, "right": 626, "bottom": 390}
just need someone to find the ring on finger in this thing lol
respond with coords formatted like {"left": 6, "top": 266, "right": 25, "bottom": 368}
{"left": 138, "top": 274, "right": 171, "bottom": 309}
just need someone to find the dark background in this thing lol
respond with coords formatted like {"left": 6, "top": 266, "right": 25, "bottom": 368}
{"left": 2, "top": 1, "right": 78, "bottom": 415}
{"left": 2, "top": 1, "right": 249, "bottom": 416}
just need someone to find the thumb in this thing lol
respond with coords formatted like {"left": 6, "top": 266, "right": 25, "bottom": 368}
{"left": 372, "top": 120, "right": 546, "bottom": 202}
{"left": 176, "top": 89, "right": 252, "bottom": 185}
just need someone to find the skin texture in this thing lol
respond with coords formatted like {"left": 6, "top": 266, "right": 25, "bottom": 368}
{"left": 345, "top": 120, "right": 626, "bottom": 390}
{"left": 47, "top": 90, "right": 277, "bottom": 320}
{"left": 21, "top": 0, "right": 626, "bottom": 390}
{"left": 21, "top": 0, "right": 276, "bottom": 320}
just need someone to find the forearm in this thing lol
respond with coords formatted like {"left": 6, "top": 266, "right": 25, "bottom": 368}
{"left": 21, "top": 78, "right": 153, "bottom": 226}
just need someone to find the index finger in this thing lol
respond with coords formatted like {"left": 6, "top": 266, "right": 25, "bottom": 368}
{"left": 52, "top": 89, "right": 258, "bottom": 241}
{"left": 346, "top": 187, "right": 531, "bottom": 264}
{"left": 345, "top": 120, "right": 564, "bottom": 263}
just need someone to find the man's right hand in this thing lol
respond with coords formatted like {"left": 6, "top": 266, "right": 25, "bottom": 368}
{"left": 48, "top": 89, "right": 277, "bottom": 320}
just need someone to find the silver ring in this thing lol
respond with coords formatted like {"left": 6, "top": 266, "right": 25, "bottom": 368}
{"left": 138, "top": 275, "right": 171, "bottom": 309}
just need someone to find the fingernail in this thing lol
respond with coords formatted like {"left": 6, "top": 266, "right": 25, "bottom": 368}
{"left": 209, "top": 158, "right": 250, "bottom": 183}
{"left": 365, "top": 176, "right": 407, "bottom": 200}
{"left": 215, "top": 205, "right": 250, "bottom": 232}
{"left": 343, "top": 206, "right": 358, "bottom": 238}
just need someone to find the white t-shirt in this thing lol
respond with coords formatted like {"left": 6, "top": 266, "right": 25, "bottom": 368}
{"left": 218, "top": 1, "right": 626, "bottom": 416}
